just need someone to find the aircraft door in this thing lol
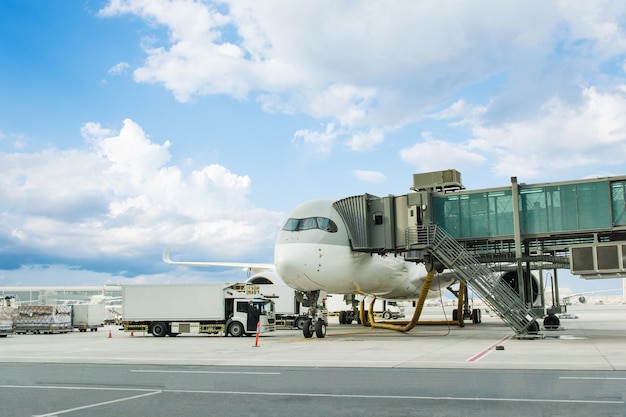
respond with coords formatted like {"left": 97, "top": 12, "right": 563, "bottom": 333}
{"left": 408, "top": 205, "right": 423, "bottom": 227}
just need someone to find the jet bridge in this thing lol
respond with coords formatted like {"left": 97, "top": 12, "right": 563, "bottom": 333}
{"left": 332, "top": 170, "right": 626, "bottom": 335}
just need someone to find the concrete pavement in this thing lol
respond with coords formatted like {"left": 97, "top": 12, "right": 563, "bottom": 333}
{"left": 1, "top": 304, "right": 625, "bottom": 370}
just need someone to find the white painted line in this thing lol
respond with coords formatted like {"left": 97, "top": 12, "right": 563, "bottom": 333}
{"left": 0, "top": 385, "right": 157, "bottom": 392}
{"left": 31, "top": 390, "right": 161, "bottom": 417}
{"left": 559, "top": 377, "right": 626, "bottom": 381}
{"left": 164, "top": 388, "right": 624, "bottom": 404}
{"left": 3, "top": 384, "right": 622, "bottom": 408}
{"left": 130, "top": 370, "right": 281, "bottom": 375}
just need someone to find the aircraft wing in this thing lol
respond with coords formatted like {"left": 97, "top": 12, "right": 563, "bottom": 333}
{"left": 561, "top": 288, "right": 620, "bottom": 302}
{"left": 162, "top": 247, "right": 275, "bottom": 274}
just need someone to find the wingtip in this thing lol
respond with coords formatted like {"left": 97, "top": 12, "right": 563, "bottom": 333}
{"left": 162, "top": 247, "right": 172, "bottom": 263}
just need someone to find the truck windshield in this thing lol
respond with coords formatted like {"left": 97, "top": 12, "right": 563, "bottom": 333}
{"left": 257, "top": 300, "right": 274, "bottom": 316}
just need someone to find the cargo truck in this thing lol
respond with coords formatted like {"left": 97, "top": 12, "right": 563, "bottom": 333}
{"left": 72, "top": 304, "right": 105, "bottom": 332}
{"left": 122, "top": 283, "right": 276, "bottom": 337}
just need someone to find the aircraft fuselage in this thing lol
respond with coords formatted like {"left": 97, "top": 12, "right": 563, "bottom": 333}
{"left": 274, "top": 199, "right": 455, "bottom": 299}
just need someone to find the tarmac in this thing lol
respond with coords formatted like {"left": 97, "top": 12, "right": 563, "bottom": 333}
{"left": 1, "top": 303, "right": 625, "bottom": 371}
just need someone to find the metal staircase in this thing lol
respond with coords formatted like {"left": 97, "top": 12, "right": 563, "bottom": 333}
{"left": 407, "top": 225, "right": 540, "bottom": 335}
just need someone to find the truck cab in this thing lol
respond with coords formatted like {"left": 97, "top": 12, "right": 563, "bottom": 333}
{"left": 226, "top": 298, "right": 275, "bottom": 336}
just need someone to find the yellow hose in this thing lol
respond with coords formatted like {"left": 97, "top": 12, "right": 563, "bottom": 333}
{"left": 366, "top": 269, "right": 436, "bottom": 332}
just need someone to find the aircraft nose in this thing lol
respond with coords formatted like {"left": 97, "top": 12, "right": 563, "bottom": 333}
{"left": 274, "top": 244, "right": 296, "bottom": 278}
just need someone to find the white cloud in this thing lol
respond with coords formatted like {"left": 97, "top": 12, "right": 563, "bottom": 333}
{"left": 0, "top": 119, "right": 282, "bottom": 265}
{"left": 95, "top": 0, "right": 626, "bottom": 186}
{"left": 400, "top": 132, "right": 486, "bottom": 173}
{"left": 292, "top": 123, "right": 338, "bottom": 154}
{"left": 346, "top": 128, "right": 384, "bottom": 152}
{"left": 353, "top": 170, "right": 386, "bottom": 183}
{"left": 419, "top": 85, "right": 626, "bottom": 181}
{"left": 108, "top": 62, "right": 130, "bottom": 75}
{"left": 98, "top": 1, "right": 626, "bottom": 152}
{"left": 471, "top": 86, "right": 626, "bottom": 179}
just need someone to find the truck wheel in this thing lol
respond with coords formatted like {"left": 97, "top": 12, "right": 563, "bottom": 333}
{"left": 228, "top": 322, "right": 244, "bottom": 337}
{"left": 151, "top": 322, "right": 168, "bottom": 337}
{"left": 382, "top": 310, "right": 392, "bottom": 320}
{"left": 295, "top": 316, "right": 308, "bottom": 330}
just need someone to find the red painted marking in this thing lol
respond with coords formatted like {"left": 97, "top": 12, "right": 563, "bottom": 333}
{"left": 467, "top": 335, "right": 512, "bottom": 362}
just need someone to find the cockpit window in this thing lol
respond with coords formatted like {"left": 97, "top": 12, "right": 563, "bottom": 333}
{"left": 316, "top": 217, "right": 338, "bottom": 232}
{"left": 281, "top": 217, "right": 338, "bottom": 233}
{"left": 299, "top": 217, "right": 318, "bottom": 230}
{"left": 282, "top": 218, "right": 300, "bottom": 231}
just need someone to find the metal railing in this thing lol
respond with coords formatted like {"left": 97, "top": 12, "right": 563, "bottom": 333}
{"left": 407, "top": 225, "right": 540, "bottom": 335}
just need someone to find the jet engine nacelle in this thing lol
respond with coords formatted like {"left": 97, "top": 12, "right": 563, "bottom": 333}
{"left": 499, "top": 270, "right": 540, "bottom": 304}
{"left": 578, "top": 296, "right": 587, "bottom": 304}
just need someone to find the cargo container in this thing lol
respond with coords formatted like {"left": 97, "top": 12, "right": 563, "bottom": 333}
{"left": 72, "top": 304, "right": 105, "bottom": 332}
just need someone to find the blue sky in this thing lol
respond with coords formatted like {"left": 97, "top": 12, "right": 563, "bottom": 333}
{"left": 1, "top": 0, "right": 626, "bottom": 295}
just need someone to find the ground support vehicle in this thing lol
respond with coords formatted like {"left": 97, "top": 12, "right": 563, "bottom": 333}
{"left": 0, "top": 296, "right": 18, "bottom": 337}
{"left": 72, "top": 304, "right": 105, "bottom": 332}
{"left": 13, "top": 305, "right": 72, "bottom": 334}
{"left": 253, "top": 283, "right": 311, "bottom": 329}
{"left": 121, "top": 283, "right": 276, "bottom": 337}
{"left": 330, "top": 295, "right": 406, "bottom": 324}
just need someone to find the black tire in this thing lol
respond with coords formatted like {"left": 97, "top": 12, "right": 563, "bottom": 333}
{"left": 526, "top": 320, "right": 540, "bottom": 334}
{"left": 315, "top": 319, "right": 326, "bottom": 338}
{"left": 151, "top": 322, "right": 168, "bottom": 337}
{"left": 339, "top": 311, "right": 346, "bottom": 325}
{"left": 452, "top": 309, "right": 459, "bottom": 321}
{"left": 295, "top": 316, "right": 308, "bottom": 330}
{"left": 472, "top": 309, "right": 482, "bottom": 324}
{"left": 543, "top": 315, "right": 560, "bottom": 330}
{"left": 382, "top": 310, "right": 392, "bottom": 320}
{"left": 303, "top": 319, "right": 313, "bottom": 338}
{"left": 228, "top": 322, "right": 244, "bottom": 337}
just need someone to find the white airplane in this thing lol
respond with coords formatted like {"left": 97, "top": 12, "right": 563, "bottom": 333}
{"left": 164, "top": 198, "right": 461, "bottom": 338}
{"left": 544, "top": 287, "right": 621, "bottom": 305}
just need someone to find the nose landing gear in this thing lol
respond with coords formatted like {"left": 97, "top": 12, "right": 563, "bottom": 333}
{"left": 299, "top": 290, "right": 328, "bottom": 338}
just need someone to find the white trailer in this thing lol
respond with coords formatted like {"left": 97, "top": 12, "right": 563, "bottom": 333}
{"left": 72, "top": 304, "right": 105, "bottom": 332}
{"left": 122, "top": 283, "right": 276, "bottom": 337}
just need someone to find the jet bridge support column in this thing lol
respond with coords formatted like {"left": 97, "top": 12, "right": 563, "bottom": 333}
{"left": 511, "top": 177, "right": 527, "bottom": 308}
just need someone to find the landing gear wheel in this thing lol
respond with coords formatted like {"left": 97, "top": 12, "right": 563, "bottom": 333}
{"left": 471, "top": 309, "right": 482, "bottom": 324}
{"left": 452, "top": 309, "right": 459, "bottom": 321}
{"left": 228, "top": 322, "right": 244, "bottom": 337}
{"left": 339, "top": 311, "right": 346, "bottom": 324}
{"left": 315, "top": 319, "right": 326, "bottom": 338}
{"left": 303, "top": 319, "right": 314, "bottom": 338}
